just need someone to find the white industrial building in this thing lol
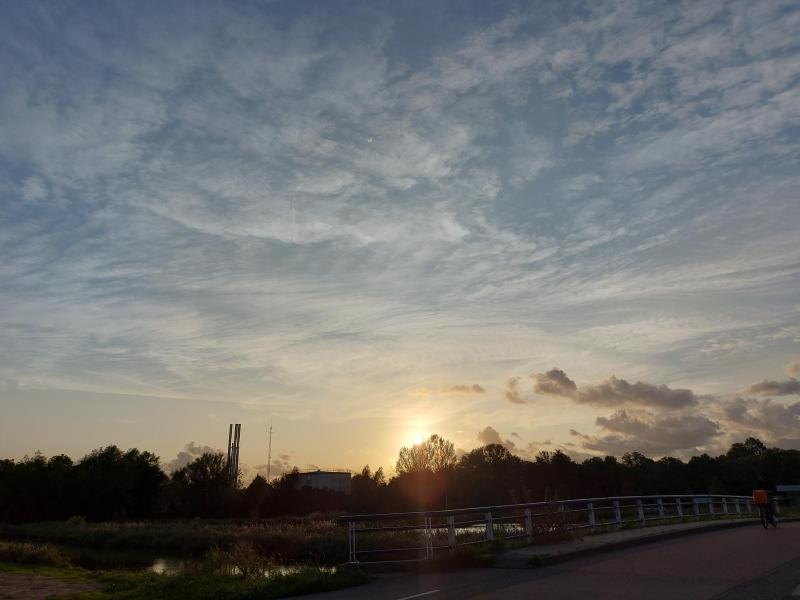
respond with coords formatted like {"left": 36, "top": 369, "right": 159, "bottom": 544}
{"left": 295, "top": 469, "right": 351, "bottom": 494}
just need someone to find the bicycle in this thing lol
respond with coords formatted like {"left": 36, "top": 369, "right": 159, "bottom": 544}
{"left": 753, "top": 489, "right": 778, "bottom": 529}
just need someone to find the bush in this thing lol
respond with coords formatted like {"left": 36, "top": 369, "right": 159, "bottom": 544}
{"left": 0, "top": 541, "right": 69, "bottom": 567}
{"left": 204, "top": 541, "right": 274, "bottom": 578}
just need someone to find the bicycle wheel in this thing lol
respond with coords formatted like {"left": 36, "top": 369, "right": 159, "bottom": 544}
{"left": 759, "top": 506, "right": 768, "bottom": 529}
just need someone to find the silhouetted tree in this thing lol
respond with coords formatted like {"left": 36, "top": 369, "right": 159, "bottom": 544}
{"left": 395, "top": 434, "right": 457, "bottom": 474}
{"left": 170, "top": 452, "right": 236, "bottom": 518}
{"left": 243, "top": 475, "right": 269, "bottom": 517}
{"left": 349, "top": 466, "right": 387, "bottom": 513}
{"left": 73, "top": 446, "right": 164, "bottom": 520}
{"left": 5, "top": 436, "right": 800, "bottom": 522}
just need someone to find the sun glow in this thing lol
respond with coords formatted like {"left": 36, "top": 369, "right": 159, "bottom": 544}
{"left": 412, "top": 432, "right": 425, "bottom": 445}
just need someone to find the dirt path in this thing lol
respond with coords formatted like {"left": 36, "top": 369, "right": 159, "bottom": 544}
{"left": 0, "top": 572, "right": 100, "bottom": 599}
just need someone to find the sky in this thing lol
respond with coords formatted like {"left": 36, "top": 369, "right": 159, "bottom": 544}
{"left": 1, "top": 0, "right": 799, "bottom": 479}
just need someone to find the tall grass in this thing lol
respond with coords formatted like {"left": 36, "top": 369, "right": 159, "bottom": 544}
{"left": 0, "top": 540, "right": 69, "bottom": 567}
{"left": 0, "top": 517, "right": 348, "bottom": 564}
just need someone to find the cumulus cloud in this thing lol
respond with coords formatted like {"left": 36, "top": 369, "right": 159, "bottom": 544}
{"left": 532, "top": 368, "right": 577, "bottom": 397}
{"left": 476, "top": 425, "right": 517, "bottom": 451}
{"left": 477, "top": 425, "right": 503, "bottom": 445}
{"left": 253, "top": 453, "right": 295, "bottom": 481}
{"left": 580, "top": 377, "right": 698, "bottom": 408}
{"left": 722, "top": 397, "right": 800, "bottom": 440}
{"left": 747, "top": 379, "right": 800, "bottom": 396}
{"left": 532, "top": 368, "right": 697, "bottom": 408}
{"left": 166, "top": 442, "right": 219, "bottom": 473}
{"left": 573, "top": 410, "right": 721, "bottom": 456}
{"left": 746, "top": 361, "right": 800, "bottom": 396}
{"left": 504, "top": 377, "right": 528, "bottom": 404}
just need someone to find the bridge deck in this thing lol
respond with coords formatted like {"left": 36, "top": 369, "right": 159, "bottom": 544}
{"left": 494, "top": 516, "right": 756, "bottom": 568}
{"left": 296, "top": 521, "right": 800, "bottom": 600}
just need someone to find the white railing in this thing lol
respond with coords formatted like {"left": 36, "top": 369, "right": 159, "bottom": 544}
{"left": 338, "top": 494, "right": 759, "bottom": 564}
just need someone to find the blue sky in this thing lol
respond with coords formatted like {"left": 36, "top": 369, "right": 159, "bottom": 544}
{"left": 1, "top": 0, "right": 799, "bottom": 475}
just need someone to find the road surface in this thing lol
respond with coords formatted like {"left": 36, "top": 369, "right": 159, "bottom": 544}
{"left": 300, "top": 522, "right": 800, "bottom": 599}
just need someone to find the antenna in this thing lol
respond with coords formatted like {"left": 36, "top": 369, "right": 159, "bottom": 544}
{"left": 266, "top": 420, "right": 274, "bottom": 482}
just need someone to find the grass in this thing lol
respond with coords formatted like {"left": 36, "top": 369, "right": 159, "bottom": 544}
{"left": 0, "top": 540, "right": 69, "bottom": 567}
{"left": 108, "top": 567, "right": 370, "bottom": 600}
{"left": 0, "top": 517, "right": 348, "bottom": 564}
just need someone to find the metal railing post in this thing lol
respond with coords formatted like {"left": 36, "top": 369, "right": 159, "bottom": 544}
{"left": 722, "top": 497, "right": 728, "bottom": 515}
{"left": 447, "top": 515, "right": 456, "bottom": 548}
{"left": 636, "top": 499, "right": 645, "bottom": 525}
{"left": 693, "top": 498, "right": 700, "bottom": 519}
{"left": 709, "top": 498, "right": 715, "bottom": 516}
{"left": 747, "top": 500, "right": 753, "bottom": 515}
{"left": 676, "top": 498, "right": 683, "bottom": 518}
{"left": 588, "top": 502, "right": 596, "bottom": 532}
{"left": 525, "top": 508, "right": 533, "bottom": 543}
{"left": 735, "top": 499, "right": 741, "bottom": 515}
{"left": 614, "top": 500, "right": 622, "bottom": 526}
{"left": 426, "top": 516, "right": 432, "bottom": 559}
{"left": 349, "top": 521, "right": 356, "bottom": 563}
{"left": 657, "top": 498, "right": 665, "bottom": 522}
{"left": 485, "top": 511, "right": 494, "bottom": 541}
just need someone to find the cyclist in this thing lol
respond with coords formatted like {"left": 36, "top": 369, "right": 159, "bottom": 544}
{"left": 754, "top": 473, "right": 778, "bottom": 528}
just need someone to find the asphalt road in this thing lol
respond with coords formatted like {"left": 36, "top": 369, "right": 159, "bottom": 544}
{"left": 299, "top": 522, "right": 800, "bottom": 599}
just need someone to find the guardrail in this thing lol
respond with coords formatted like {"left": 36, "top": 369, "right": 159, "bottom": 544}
{"left": 338, "top": 494, "right": 762, "bottom": 564}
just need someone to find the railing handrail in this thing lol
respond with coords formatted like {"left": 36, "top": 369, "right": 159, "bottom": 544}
{"left": 338, "top": 493, "right": 752, "bottom": 522}
{"left": 342, "top": 492, "right": 761, "bottom": 564}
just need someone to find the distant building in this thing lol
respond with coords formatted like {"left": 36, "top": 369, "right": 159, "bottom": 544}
{"left": 776, "top": 484, "right": 800, "bottom": 507}
{"left": 295, "top": 469, "right": 351, "bottom": 494}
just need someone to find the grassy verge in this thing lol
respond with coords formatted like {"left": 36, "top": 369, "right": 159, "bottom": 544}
{"left": 0, "top": 540, "right": 70, "bottom": 567}
{"left": 0, "top": 518, "right": 347, "bottom": 564}
{"left": 0, "top": 561, "right": 370, "bottom": 600}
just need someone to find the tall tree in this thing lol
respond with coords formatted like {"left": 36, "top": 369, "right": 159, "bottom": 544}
{"left": 395, "top": 434, "right": 456, "bottom": 474}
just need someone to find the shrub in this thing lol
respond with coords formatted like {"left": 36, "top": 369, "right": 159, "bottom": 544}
{"left": 0, "top": 541, "right": 69, "bottom": 567}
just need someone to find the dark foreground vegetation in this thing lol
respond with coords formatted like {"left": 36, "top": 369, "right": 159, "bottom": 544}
{"left": 0, "top": 540, "right": 369, "bottom": 600}
{"left": 0, "top": 518, "right": 348, "bottom": 563}
{"left": 1, "top": 436, "right": 795, "bottom": 526}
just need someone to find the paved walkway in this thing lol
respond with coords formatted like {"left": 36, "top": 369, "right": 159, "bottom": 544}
{"left": 297, "top": 520, "right": 800, "bottom": 599}
{"left": 495, "top": 516, "right": 758, "bottom": 567}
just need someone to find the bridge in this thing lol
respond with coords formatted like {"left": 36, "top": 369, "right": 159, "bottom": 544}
{"left": 298, "top": 522, "right": 799, "bottom": 599}
{"left": 338, "top": 494, "right": 759, "bottom": 564}
{"left": 296, "top": 494, "right": 795, "bottom": 599}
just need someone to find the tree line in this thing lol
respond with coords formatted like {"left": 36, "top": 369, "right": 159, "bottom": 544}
{"left": 1, "top": 436, "right": 797, "bottom": 522}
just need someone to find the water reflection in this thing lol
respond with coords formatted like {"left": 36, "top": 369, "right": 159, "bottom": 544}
{"left": 149, "top": 557, "right": 187, "bottom": 575}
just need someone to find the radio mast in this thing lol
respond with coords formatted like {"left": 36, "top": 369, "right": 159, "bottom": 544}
{"left": 266, "top": 421, "right": 273, "bottom": 482}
